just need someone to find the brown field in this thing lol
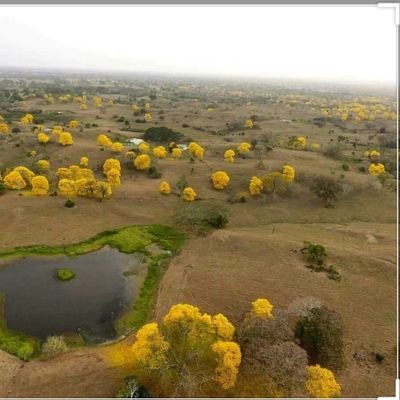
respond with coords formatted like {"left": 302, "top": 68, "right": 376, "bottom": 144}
{"left": 0, "top": 78, "right": 397, "bottom": 397}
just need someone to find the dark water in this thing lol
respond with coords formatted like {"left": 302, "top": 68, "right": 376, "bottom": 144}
{"left": 0, "top": 247, "right": 145, "bottom": 343}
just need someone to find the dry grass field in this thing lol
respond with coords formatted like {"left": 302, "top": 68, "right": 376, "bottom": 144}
{"left": 0, "top": 75, "right": 397, "bottom": 397}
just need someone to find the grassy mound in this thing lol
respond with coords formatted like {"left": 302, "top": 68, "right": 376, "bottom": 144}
{"left": 56, "top": 269, "right": 76, "bottom": 281}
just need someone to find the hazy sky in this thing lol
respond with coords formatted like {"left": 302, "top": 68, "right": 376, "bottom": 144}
{"left": 0, "top": 6, "right": 397, "bottom": 84}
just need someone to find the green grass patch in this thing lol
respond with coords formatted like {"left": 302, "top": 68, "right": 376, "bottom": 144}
{"left": 115, "top": 254, "right": 170, "bottom": 335}
{"left": 0, "top": 294, "right": 40, "bottom": 361}
{"left": 0, "top": 225, "right": 184, "bottom": 259}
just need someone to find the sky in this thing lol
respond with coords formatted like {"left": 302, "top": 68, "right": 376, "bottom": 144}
{"left": 0, "top": 6, "right": 397, "bottom": 84}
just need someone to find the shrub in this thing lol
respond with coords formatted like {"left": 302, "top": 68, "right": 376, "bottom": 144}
{"left": 309, "top": 175, "right": 344, "bottom": 206}
{"left": 295, "top": 306, "right": 345, "bottom": 370}
{"left": 0, "top": 182, "right": 6, "bottom": 195}
{"left": 174, "top": 175, "right": 188, "bottom": 193}
{"left": 148, "top": 166, "right": 162, "bottom": 179}
{"left": 64, "top": 199, "right": 75, "bottom": 208}
{"left": 301, "top": 242, "right": 327, "bottom": 265}
{"left": 142, "top": 126, "right": 184, "bottom": 143}
{"left": 41, "top": 335, "right": 68, "bottom": 358}
{"left": 342, "top": 163, "right": 350, "bottom": 171}
{"left": 175, "top": 202, "right": 228, "bottom": 233}
{"left": 358, "top": 166, "right": 366, "bottom": 173}
{"left": 375, "top": 353, "right": 385, "bottom": 363}
{"left": 0, "top": 335, "right": 37, "bottom": 361}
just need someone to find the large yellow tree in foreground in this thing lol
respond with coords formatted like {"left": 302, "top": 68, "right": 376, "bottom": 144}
{"left": 130, "top": 304, "right": 241, "bottom": 397}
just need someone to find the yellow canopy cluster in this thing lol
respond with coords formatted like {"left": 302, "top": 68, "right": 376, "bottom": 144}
{"left": 134, "top": 154, "right": 151, "bottom": 170}
{"left": 368, "top": 163, "right": 385, "bottom": 176}
{"left": 251, "top": 298, "right": 274, "bottom": 319}
{"left": 153, "top": 146, "right": 168, "bottom": 159}
{"left": 238, "top": 142, "right": 252, "bottom": 155}
{"left": 0, "top": 123, "right": 9, "bottom": 133}
{"left": 182, "top": 187, "right": 196, "bottom": 201}
{"left": 244, "top": 119, "right": 254, "bottom": 129}
{"left": 138, "top": 142, "right": 150, "bottom": 154}
{"left": 97, "top": 134, "right": 113, "bottom": 148}
{"left": 111, "top": 142, "right": 124, "bottom": 153}
{"left": 68, "top": 120, "right": 79, "bottom": 129}
{"left": 159, "top": 181, "right": 171, "bottom": 194}
{"left": 20, "top": 114, "right": 34, "bottom": 124}
{"left": 211, "top": 171, "right": 230, "bottom": 190}
{"left": 189, "top": 142, "right": 205, "bottom": 160}
{"left": 31, "top": 176, "right": 49, "bottom": 195}
{"left": 282, "top": 164, "right": 295, "bottom": 182}
{"left": 80, "top": 156, "right": 89, "bottom": 167}
{"left": 249, "top": 176, "right": 263, "bottom": 195}
{"left": 305, "top": 365, "right": 341, "bottom": 398}
{"left": 37, "top": 160, "right": 50, "bottom": 172}
{"left": 38, "top": 132, "right": 50, "bottom": 144}
{"left": 3, "top": 166, "right": 35, "bottom": 190}
{"left": 224, "top": 149, "right": 235, "bottom": 163}
{"left": 59, "top": 131, "right": 73, "bottom": 146}
{"left": 171, "top": 147, "right": 182, "bottom": 159}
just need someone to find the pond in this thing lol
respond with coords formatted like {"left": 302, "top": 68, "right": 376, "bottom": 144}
{"left": 0, "top": 247, "right": 146, "bottom": 343}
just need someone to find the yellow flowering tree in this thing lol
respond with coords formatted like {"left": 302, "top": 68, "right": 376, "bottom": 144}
{"left": 224, "top": 149, "right": 235, "bottom": 163}
{"left": 68, "top": 120, "right": 79, "bottom": 129}
{"left": 305, "top": 365, "right": 341, "bottom": 398}
{"left": 111, "top": 142, "right": 124, "bottom": 153}
{"left": 189, "top": 142, "right": 205, "bottom": 160}
{"left": 138, "top": 142, "right": 150, "bottom": 154}
{"left": 238, "top": 142, "right": 252, "bottom": 155}
{"left": 106, "top": 168, "right": 121, "bottom": 186}
{"left": 153, "top": 146, "right": 168, "bottom": 159}
{"left": 37, "top": 160, "right": 50, "bottom": 173}
{"left": 244, "top": 119, "right": 254, "bottom": 129}
{"left": 288, "top": 136, "right": 306, "bottom": 150}
{"left": 52, "top": 125, "right": 63, "bottom": 136}
{"left": 97, "top": 134, "right": 113, "bottom": 148}
{"left": 80, "top": 156, "right": 89, "bottom": 167}
{"left": 368, "top": 163, "right": 385, "bottom": 176}
{"left": 282, "top": 164, "right": 295, "bottom": 182}
{"left": 14, "top": 166, "right": 35, "bottom": 186}
{"left": 4, "top": 171, "right": 26, "bottom": 190}
{"left": 251, "top": 298, "right": 274, "bottom": 319}
{"left": 80, "top": 103, "right": 88, "bottom": 111}
{"left": 159, "top": 181, "right": 171, "bottom": 194}
{"left": 129, "top": 303, "right": 241, "bottom": 397}
{"left": 58, "top": 179, "right": 76, "bottom": 197}
{"left": 249, "top": 176, "right": 263, "bottom": 195}
{"left": 211, "top": 171, "right": 230, "bottom": 190}
{"left": 144, "top": 113, "right": 152, "bottom": 122}
{"left": 59, "top": 132, "right": 73, "bottom": 146}
{"left": 38, "top": 133, "right": 50, "bottom": 144}
{"left": 171, "top": 147, "right": 182, "bottom": 159}
{"left": 182, "top": 187, "right": 196, "bottom": 201}
{"left": 0, "top": 123, "right": 9, "bottom": 134}
{"left": 20, "top": 114, "right": 34, "bottom": 124}
{"left": 103, "top": 158, "right": 121, "bottom": 175}
{"left": 31, "top": 176, "right": 49, "bottom": 195}
{"left": 134, "top": 154, "right": 151, "bottom": 171}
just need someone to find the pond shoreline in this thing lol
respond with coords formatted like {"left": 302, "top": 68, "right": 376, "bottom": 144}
{"left": 0, "top": 224, "right": 185, "bottom": 361}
